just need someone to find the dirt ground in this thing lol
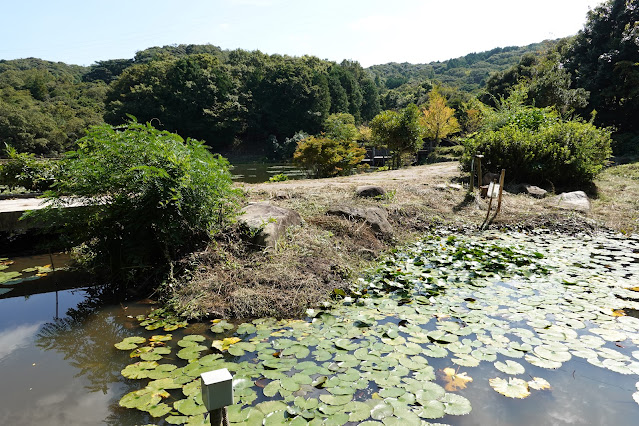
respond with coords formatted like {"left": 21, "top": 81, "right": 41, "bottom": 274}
{"left": 169, "top": 161, "right": 639, "bottom": 320}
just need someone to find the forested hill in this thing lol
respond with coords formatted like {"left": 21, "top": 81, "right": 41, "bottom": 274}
{"left": 0, "top": 41, "right": 543, "bottom": 156}
{"left": 366, "top": 42, "right": 548, "bottom": 93}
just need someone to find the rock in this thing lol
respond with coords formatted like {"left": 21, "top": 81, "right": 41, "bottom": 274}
{"left": 238, "top": 202, "right": 302, "bottom": 248}
{"left": 482, "top": 172, "right": 500, "bottom": 185}
{"left": 434, "top": 184, "right": 448, "bottom": 191}
{"left": 524, "top": 185, "right": 547, "bottom": 198}
{"left": 356, "top": 185, "right": 386, "bottom": 198}
{"left": 551, "top": 191, "right": 591, "bottom": 212}
{"left": 273, "top": 191, "right": 290, "bottom": 200}
{"left": 327, "top": 205, "right": 392, "bottom": 235}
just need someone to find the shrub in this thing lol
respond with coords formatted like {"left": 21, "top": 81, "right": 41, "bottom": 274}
{"left": 293, "top": 135, "right": 366, "bottom": 178}
{"left": 27, "top": 121, "right": 239, "bottom": 285}
{"left": 0, "top": 145, "right": 58, "bottom": 192}
{"left": 461, "top": 120, "right": 612, "bottom": 185}
{"left": 269, "top": 173, "right": 289, "bottom": 182}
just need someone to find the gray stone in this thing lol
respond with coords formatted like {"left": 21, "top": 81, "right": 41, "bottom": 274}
{"left": 356, "top": 185, "right": 386, "bottom": 198}
{"left": 524, "top": 185, "right": 548, "bottom": 198}
{"left": 327, "top": 205, "right": 392, "bottom": 235}
{"left": 273, "top": 191, "right": 290, "bottom": 200}
{"left": 551, "top": 191, "right": 591, "bottom": 212}
{"left": 238, "top": 202, "right": 302, "bottom": 248}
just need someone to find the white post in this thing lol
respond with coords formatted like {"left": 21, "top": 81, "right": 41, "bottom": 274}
{"left": 201, "top": 368, "right": 234, "bottom": 426}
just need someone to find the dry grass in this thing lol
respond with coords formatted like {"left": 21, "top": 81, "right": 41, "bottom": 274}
{"left": 170, "top": 161, "right": 639, "bottom": 320}
{"left": 591, "top": 163, "right": 639, "bottom": 234}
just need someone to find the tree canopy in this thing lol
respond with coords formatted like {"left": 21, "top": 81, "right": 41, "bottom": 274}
{"left": 562, "top": 0, "right": 639, "bottom": 133}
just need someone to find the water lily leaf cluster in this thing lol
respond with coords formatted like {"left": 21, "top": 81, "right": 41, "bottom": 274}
{"left": 136, "top": 307, "right": 188, "bottom": 332}
{"left": 116, "top": 230, "right": 639, "bottom": 424}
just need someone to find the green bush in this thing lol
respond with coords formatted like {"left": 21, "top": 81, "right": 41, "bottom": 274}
{"left": 461, "top": 120, "right": 612, "bottom": 185}
{"left": 269, "top": 173, "right": 289, "bottom": 182}
{"left": 27, "top": 121, "right": 239, "bottom": 285}
{"left": 293, "top": 135, "right": 366, "bottom": 178}
{"left": 0, "top": 145, "right": 58, "bottom": 192}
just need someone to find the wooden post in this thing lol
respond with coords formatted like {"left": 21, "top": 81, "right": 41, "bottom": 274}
{"left": 496, "top": 169, "right": 506, "bottom": 214}
{"left": 482, "top": 179, "right": 497, "bottom": 228}
{"left": 469, "top": 156, "right": 475, "bottom": 192}
{"left": 475, "top": 155, "right": 484, "bottom": 190}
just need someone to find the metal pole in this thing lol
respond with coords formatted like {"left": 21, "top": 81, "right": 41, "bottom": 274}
{"left": 207, "top": 407, "right": 227, "bottom": 426}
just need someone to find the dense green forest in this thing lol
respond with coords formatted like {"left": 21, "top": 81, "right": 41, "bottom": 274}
{"left": 0, "top": 41, "right": 543, "bottom": 157}
{"left": 0, "top": 0, "right": 637, "bottom": 158}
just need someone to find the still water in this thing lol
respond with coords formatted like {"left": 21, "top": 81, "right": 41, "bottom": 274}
{"left": 0, "top": 255, "right": 153, "bottom": 425}
{"left": 2, "top": 234, "right": 639, "bottom": 425}
{"left": 230, "top": 163, "right": 307, "bottom": 183}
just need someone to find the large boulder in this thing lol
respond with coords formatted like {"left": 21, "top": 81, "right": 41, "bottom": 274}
{"left": 356, "top": 185, "right": 386, "bottom": 198}
{"left": 238, "top": 202, "right": 302, "bottom": 249}
{"left": 551, "top": 191, "right": 591, "bottom": 212}
{"left": 327, "top": 205, "right": 392, "bottom": 235}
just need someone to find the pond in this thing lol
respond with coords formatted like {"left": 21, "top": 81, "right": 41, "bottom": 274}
{"left": 230, "top": 163, "right": 308, "bottom": 184}
{"left": 2, "top": 231, "right": 639, "bottom": 425}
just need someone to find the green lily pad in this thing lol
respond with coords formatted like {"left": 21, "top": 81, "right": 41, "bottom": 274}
{"left": 121, "top": 361, "right": 159, "bottom": 379}
{"left": 494, "top": 360, "right": 525, "bottom": 375}
{"left": 115, "top": 336, "right": 146, "bottom": 350}
{"left": 415, "top": 399, "right": 445, "bottom": 419}
{"left": 177, "top": 345, "right": 207, "bottom": 360}
{"left": 174, "top": 396, "right": 207, "bottom": 416}
{"left": 440, "top": 392, "right": 472, "bottom": 415}
{"left": 489, "top": 377, "right": 530, "bottom": 399}
{"left": 210, "top": 320, "right": 235, "bottom": 334}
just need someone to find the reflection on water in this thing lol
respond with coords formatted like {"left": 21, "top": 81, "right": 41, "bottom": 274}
{"left": 230, "top": 163, "right": 307, "bottom": 183}
{"left": 0, "top": 254, "right": 154, "bottom": 426}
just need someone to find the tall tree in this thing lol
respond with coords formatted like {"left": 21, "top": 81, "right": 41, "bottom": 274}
{"left": 420, "top": 88, "right": 461, "bottom": 151}
{"left": 563, "top": 0, "right": 639, "bottom": 132}
{"left": 370, "top": 104, "right": 421, "bottom": 169}
{"left": 105, "top": 54, "right": 244, "bottom": 149}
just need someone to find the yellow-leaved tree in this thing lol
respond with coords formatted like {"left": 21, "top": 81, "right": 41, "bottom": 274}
{"left": 420, "top": 88, "right": 461, "bottom": 152}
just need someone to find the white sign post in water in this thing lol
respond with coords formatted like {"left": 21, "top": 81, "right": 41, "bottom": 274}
{"left": 201, "top": 368, "right": 233, "bottom": 425}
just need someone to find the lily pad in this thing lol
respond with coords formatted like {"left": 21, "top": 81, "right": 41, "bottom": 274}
{"left": 489, "top": 377, "right": 530, "bottom": 399}
{"left": 494, "top": 360, "right": 525, "bottom": 375}
{"left": 115, "top": 336, "right": 147, "bottom": 350}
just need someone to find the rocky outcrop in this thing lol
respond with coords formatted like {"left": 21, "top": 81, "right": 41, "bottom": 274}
{"left": 238, "top": 202, "right": 302, "bottom": 249}
{"left": 356, "top": 185, "right": 386, "bottom": 198}
{"left": 327, "top": 205, "right": 392, "bottom": 235}
{"left": 551, "top": 191, "right": 591, "bottom": 213}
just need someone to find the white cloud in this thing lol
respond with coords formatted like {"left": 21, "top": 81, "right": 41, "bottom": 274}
{"left": 0, "top": 323, "right": 43, "bottom": 361}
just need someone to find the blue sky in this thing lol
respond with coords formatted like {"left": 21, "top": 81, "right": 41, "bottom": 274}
{"left": 1, "top": 0, "right": 603, "bottom": 67}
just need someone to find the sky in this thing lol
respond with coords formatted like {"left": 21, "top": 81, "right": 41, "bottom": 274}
{"left": 0, "top": 0, "right": 603, "bottom": 68}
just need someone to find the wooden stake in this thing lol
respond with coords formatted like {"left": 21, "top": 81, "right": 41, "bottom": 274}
{"left": 469, "top": 158, "right": 475, "bottom": 192}
{"left": 496, "top": 169, "right": 505, "bottom": 214}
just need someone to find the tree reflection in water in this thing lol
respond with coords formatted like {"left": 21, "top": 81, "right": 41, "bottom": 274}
{"left": 36, "top": 285, "right": 140, "bottom": 394}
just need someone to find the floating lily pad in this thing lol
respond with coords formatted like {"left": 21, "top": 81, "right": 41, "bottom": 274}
{"left": 210, "top": 320, "right": 235, "bottom": 334}
{"left": 115, "top": 336, "right": 146, "bottom": 350}
{"left": 528, "top": 377, "right": 551, "bottom": 390}
{"left": 489, "top": 377, "right": 530, "bottom": 399}
{"left": 122, "top": 361, "right": 159, "bottom": 379}
{"left": 440, "top": 393, "right": 472, "bottom": 415}
{"left": 494, "top": 360, "right": 525, "bottom": 375}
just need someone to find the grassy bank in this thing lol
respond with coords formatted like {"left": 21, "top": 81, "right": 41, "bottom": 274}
{"left": 168, "top": 161, "right": 639, "bottom": 320}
